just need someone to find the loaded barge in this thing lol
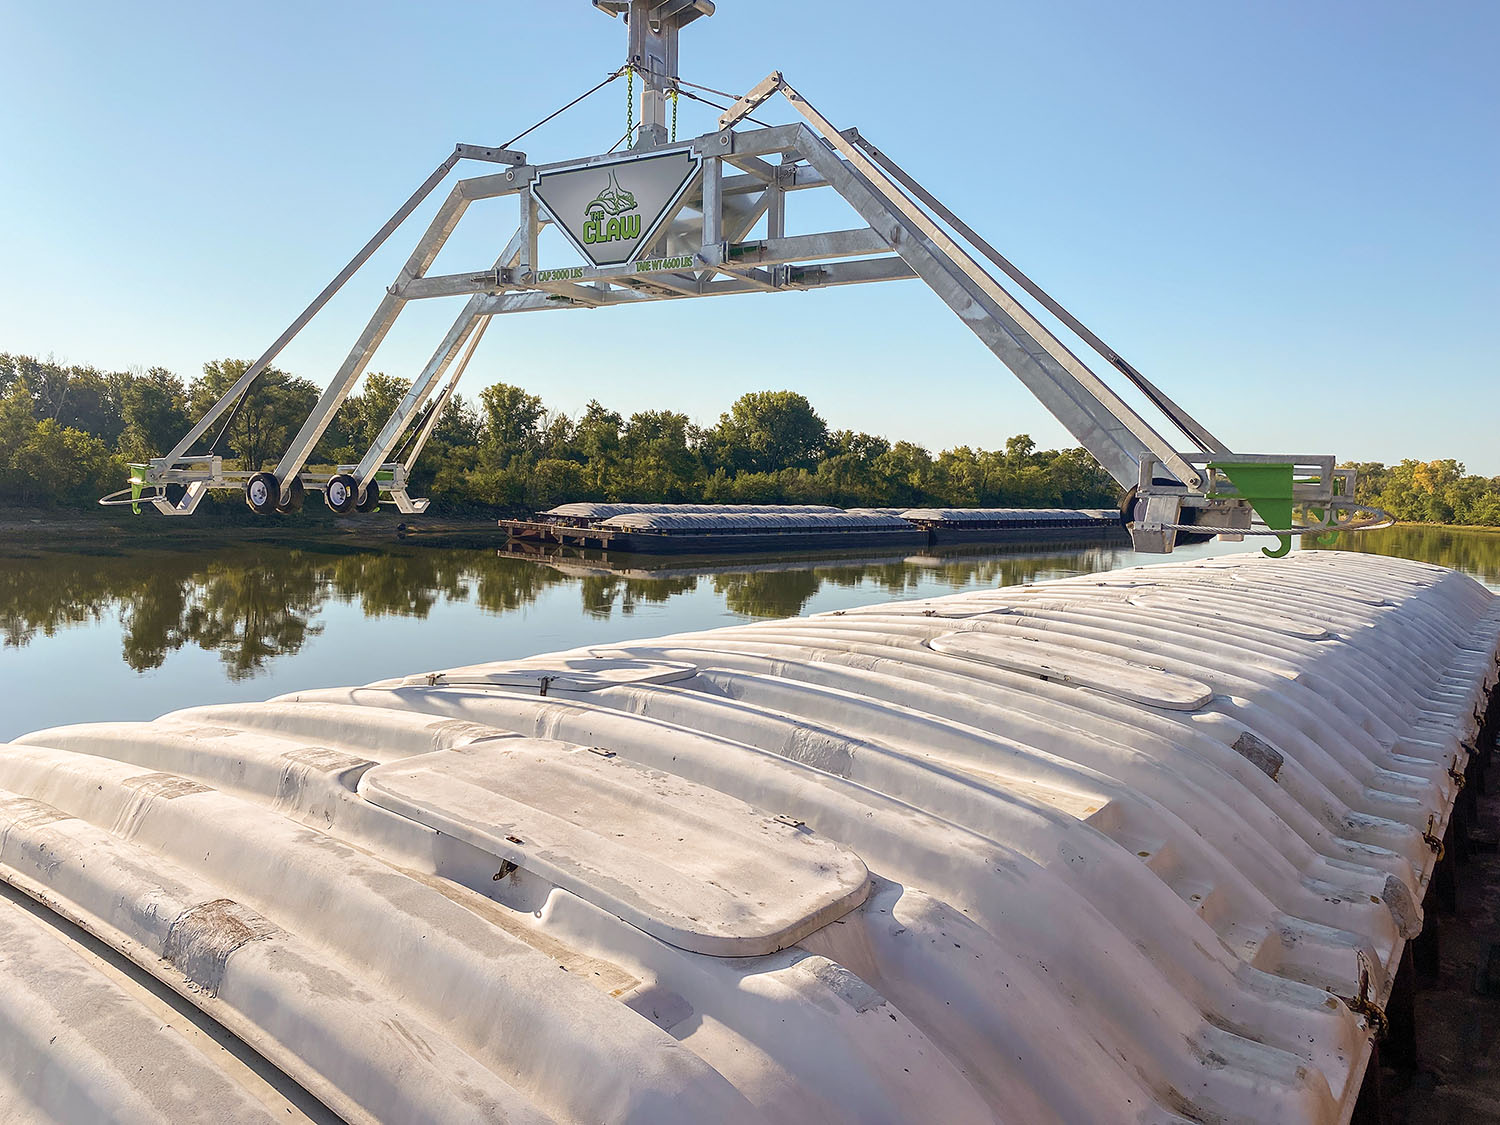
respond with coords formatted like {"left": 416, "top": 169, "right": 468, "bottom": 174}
{"left": 0, "top": 551, "right": 1495, "bottom": 1123}
{"left": 502, "top": 502, "right": 1128, "bottom": 555}
{"left": 36, "top": 1, "right": 1449, "bottom": 1118}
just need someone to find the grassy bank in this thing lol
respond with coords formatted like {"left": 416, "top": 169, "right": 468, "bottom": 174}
{"left": 0, "top": 504, "right": 505, "bottom": 558}
{"left": 1427, "top": 523, "right": 1500, "bottom": 534}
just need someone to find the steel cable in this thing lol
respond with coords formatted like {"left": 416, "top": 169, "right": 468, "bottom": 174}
{"left": 504, "top": 68, "right": 627, "bottom": 149}
{"left": 201, "top": 72, "right": 626, "bottom": 459}
{"left": 673, "top": 86, "right": 774, "bottom": 128}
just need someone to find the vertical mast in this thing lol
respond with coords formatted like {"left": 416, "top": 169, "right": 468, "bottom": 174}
{"left": 594, "top": 1, "right": 715, "bottom": 146}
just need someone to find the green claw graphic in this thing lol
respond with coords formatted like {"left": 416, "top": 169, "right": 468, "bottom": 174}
{"left": 587, "top": 171, "right": 638, "bottom": 219}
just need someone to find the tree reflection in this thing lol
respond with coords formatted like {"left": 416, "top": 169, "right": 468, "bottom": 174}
{"left": 474, "top": 556, "right": 569, "bottom": 615}
{"left": 1309, "top": 526, "right": 1500, "bottom": 588}
{"left": 714, "top": 569, "right": 823, "bottom": 618}
{"left": 0, "top": 546, "right": 570, "bottom": 679}
{"left": 329, "top": 550, "right": 470, "bottom": 618}
{"left": 2, "top": 527, "right": 1490, "bottom": 683}
{"left": 579, "top": 574, "right": 700, "bottom": 619}
{"left": 118, "top": 569, "right": 193, "bottom": 672}
{"left": 176, "top": 556, "right": 329, "bottom": 681}
{"left": 0, "top": 552, "right": 120, "bottom": 646}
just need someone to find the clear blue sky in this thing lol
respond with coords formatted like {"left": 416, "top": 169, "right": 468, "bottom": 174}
{"left": 2, "top": 1, "right": 1495, "bottom": 473}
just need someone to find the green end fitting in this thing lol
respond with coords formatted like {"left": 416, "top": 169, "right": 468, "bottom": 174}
{"left": 1208, "top": 461, "right": 1294, "bottom": 559}
{"left": 128, "top": 463, "right": 148, "bottom": 515}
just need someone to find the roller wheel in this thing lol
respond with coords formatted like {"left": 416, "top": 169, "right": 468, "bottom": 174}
{"left": 245, "top": 472, "right": 280, "bottom": 516}
{"left": 275, "top": 477, "right": 305, "bottom": 514}
{"left": 325, "top": 473, "right": 358, "bottom": 515}
{"left": 355, "top": 482, "right": 381, "bottom": 513}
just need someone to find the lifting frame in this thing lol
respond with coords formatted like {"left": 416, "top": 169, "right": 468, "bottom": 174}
{"left": 108, "top": 0, "right": 1390, "bottom": 554}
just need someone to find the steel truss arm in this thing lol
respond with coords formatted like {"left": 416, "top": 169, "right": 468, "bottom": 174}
{"left": 352, "top": 225, "right": 530, "bottom": 489}
{"left": 401, "top": 318, "right": 490, "bottom": 473}
{"left": 843, "top": 128, "right": 1229, "bottom": 457}
{"left": 270, "top": 180, "right": 477, "bottom": 496}
{"left": 161, "top": 149, "right": 473, "bottom": 467}
{"left": 777, "top": 86, "right": 1201, "bottom": 491}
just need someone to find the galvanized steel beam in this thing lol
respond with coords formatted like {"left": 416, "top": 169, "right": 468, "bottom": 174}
{"left": 778, "top": 82, "right": 1203, "bottom": 491}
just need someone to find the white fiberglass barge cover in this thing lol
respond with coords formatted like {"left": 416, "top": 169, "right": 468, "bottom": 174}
{"left": 900, "top": 507, "right": 1115, "bottom": 524}
{"left": 542, "top": 503, "right": 845, "bottom": 523}
{"left": 0, "top": 552, "right": 1496, "bottom": 1124}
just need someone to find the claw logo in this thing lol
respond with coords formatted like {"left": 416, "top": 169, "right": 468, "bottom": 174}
{"left": 583, "top": 171, "right": 642, "bottom": 245}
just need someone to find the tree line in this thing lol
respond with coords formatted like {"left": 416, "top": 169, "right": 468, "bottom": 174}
{"left": 3, "top": 351, "right": 1495, "bottom": 525}
{"left": 1344, "top": 460, "right": 1500, "bottom": 528}
{"left": 0, "top": 353, "right": 1119, "bottom": 513}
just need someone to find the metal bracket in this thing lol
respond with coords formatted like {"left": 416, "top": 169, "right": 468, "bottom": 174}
{"left": 454, "top": 144, "right": 528, "bottom": 165}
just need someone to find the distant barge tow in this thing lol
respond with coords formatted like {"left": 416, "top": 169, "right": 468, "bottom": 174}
{"left": 501, "top": 503, "right": 1128, "bottom": 555}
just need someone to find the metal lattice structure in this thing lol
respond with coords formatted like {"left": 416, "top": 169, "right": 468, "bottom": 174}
{"left": 107, "top": 0, "right": 1389, "bottom": 553}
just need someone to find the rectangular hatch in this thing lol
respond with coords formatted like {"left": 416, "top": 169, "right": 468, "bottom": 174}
{"left": 402, "top": 657, "right": 698, "bottom": 692}
{"left": 359, "top": 741, "right": 870, "bottom": 957}
{"left": 929, "top": 628, "right": 1214, "bottom": 710}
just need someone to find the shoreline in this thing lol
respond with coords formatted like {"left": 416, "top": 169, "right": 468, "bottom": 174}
{"left": 2, "top": 507, "right": 1496, "bottom": 559}
{"left": 0, "top": 507, "right": 508, "bottom": 557}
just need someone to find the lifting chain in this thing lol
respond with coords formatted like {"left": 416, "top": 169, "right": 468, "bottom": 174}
{"left": 670, "top": 88, "right": 679, "bottom": 142}
{"left": 625, "top": 65, "right": 634, "bottom": 142}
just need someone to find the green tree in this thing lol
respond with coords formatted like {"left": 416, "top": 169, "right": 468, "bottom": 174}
{"left": 710, "top": 390, "right": 828, "bottom": 474}
{"left": 119, "top": 367, "right": 191, "bottom": 461}
{"left": 189, "top": 360, "right": 318, "bottom": 471}
{"left": 338, "top": 373, "right": 411, "bottom": 455}
{"left": 572, "top": 400, "right": 624, "bottom": 498}
{"left": 478, "top": 383, "right": 545, "bottom": 465}
{"left": 0, "top": 381, "right": 40, "bottom": 500}
{"left": 529, "top": 458, "right": 588, "bottom": 508}
{"left": 619, "top": 410, "right": 697, "bottom": 501}
{"left": 870, "top": 441, "right": 934, "bottom": 506}
{"left": 19, "top": 421, "right": 123, "bottom": 504}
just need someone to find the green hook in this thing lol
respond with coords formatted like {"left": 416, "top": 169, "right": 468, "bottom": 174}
{"left": 1262, "top": 534, "right": 1292, "bottom": 559}
{"left": 1306, "top": 506, "right": 1341, "bottom": 547}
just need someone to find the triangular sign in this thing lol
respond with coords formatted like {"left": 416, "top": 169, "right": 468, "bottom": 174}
{"left": 533, "top": 147, "right": 702, "bottom": 268}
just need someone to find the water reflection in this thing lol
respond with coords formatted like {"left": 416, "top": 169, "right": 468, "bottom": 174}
{"left": 1310, "top": 525, "right": 1500, "bottom": 589}
{"left": 1, "top": 527, "right": 1492, "bottom": 689}
{"left": 514, "top": 543, "right": 1135, "bottom": 621}
{"left": 0, "top": 541, "right": 1129, "bottom": 680}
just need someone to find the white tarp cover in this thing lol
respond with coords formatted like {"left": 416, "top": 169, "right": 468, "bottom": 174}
{"left": 900, "top": 507, "right": 1111, "bottom": 523}
{"left": 544, "top": 502, "right": 844, "bottom": 523}
{"left": 0, "top": 551, "right": 1495, "bottom": 1124}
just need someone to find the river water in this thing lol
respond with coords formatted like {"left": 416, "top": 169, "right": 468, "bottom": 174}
{"left": 1, "top": 525, "right": 1496, "bottom": 741}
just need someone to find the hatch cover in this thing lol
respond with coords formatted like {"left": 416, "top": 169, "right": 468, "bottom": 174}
{"left": 929, "top": 629, "right": 1213, "bottom": 710}
{"left": 1128, "top": 592, "right": 1332, "bottom": 640}
{"left": 360, "top": 741, "right": 870, "bottom": 956}
{"left": 404, "top": 657, "right": 698, "bottom": 692}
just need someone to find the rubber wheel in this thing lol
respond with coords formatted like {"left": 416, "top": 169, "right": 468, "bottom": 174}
{"left": 244, "top": 472, "right": 280, "bottom": 515}
{"left": 325, "top": 473, "right": 358, "bottom": 515}
{"left": 275, "top": 477, "right": 305, "bottom": 514}
{"left": 355, "top": 483, "right": 381, "bottom": 513}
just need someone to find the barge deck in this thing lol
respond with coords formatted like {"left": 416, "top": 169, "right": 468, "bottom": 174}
{"left": 0, "top": 552, "right": 1495, "bottom": 1122}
